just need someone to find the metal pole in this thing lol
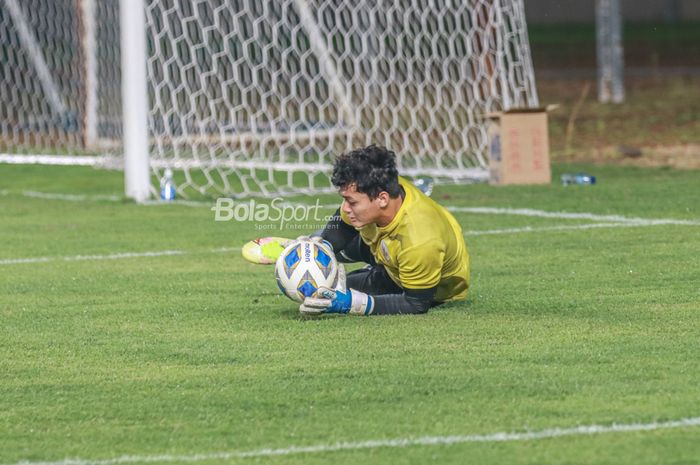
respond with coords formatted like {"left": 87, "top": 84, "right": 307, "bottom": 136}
{"left": 596, "top": 0, "right": 625, "bottom": 103}
{"left": 493, "top": 0, "right": 512, "bottom": 110}
{"left": 80, "top": 0, "right": 98, "bottom": 149}
{"left": 120, "top": 0, "right": 151, "bottom": 202}
{"left": 3, "top": 0, "right": 68, "bottom": 118}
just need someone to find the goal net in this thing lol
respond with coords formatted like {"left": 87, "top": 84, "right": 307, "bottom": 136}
{"left": 0, "top": 0, "right": 121, "bottom": 161}
{"left": 1, "top": 0, "right": 538, "bottom": 199}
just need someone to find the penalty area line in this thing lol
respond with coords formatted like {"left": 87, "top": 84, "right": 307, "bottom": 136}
{"left": 5, "top": 416, "right": 700, "bottom": 465}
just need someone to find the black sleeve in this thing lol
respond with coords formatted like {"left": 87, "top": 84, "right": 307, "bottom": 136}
{"left": 372, "top": 287, "right": 437, "bottom": 315}
{"left": 319, "top": 208, "right": 360, "bottom": 258}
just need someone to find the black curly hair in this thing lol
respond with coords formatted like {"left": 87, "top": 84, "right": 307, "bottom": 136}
{"left": 331, "top": 145, "right": 402, "bottom": 200}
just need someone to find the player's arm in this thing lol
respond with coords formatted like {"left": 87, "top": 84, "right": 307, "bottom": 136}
{"left": 353, "top": 241, "right": 442, "bottom": 314}
{"left": 299, "top": 282, "right": 436, "bottom": 316}
{"left": 317, "top": 208, "right": 371, "bottom": 263}
{"left": 371, "top": 287, "right": 436, "bottom": 315}
{"left": 300, "top": 241, "right": 443, "bottom": 316}
{"left": 318, "top": 208, "right": 355, "bottom": 249}
{"left": 246, "top": 207, "right": 360, "bottom": 266}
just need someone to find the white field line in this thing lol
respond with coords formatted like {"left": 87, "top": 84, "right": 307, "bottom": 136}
{"left": 0, "top": 249, "right": 239, "bottom": 266}
{"left": 463, "top": 220, "right": 695, "bottom": 236}
{"left": 141, "top": 199, "right": 217, "bottom": 208}
{"left": 449, "top": 206, "right": 636, "bottom": 222}
{"left": 448, "top": 206, "right": 700, "bottom": 226}
{"left": 3, "top": 190, "right": 321, "bottom": 208}
{"left": 6, "top": 190, "right": 700, "bottom": 226}
{"left": 3, "top": 190, "right": 699, "bottom": 256}
{"left": 20, "top": 191, "right": 122, "bottom": 202}
{"left": 0, "top": 221, "right": 632, "bottom": 266}
{"left": 5, "top": 417, "right": 700, "bottom": 465}
{"left": 5, "top": 190, "right": 700, "bottom": 224}
{"left": 16, "top": 191, "right": 206, "bottom": 207}
{"left": 2, "top": 217, "right": 698, "bottom": 266}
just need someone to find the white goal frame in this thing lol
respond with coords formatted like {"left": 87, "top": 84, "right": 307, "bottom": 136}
{"left": 1, "top": 0, "right": 539, "bottom": 201}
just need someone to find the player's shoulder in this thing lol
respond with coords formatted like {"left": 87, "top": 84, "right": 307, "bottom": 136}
{"left": 395, "top": 213, "right": 446, "bottom": 251}
{"left": 393, "top": 189, "right": 454, "bottom": 252}
{"left": 398, "top": 178, "right": 448, "bottom": 223}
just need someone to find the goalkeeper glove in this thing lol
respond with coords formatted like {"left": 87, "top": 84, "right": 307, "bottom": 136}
{"left": 300, "top": 287, "right": 375, "bottom": 316}
{"left": 299, "top": 265, "right": 375, "bottom": 315}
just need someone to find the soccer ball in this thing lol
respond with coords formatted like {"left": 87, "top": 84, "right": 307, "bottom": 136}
{"left": 274, "top": 239, "right": 338, "bottom": 303}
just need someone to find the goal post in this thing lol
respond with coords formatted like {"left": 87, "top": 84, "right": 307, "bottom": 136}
{"left": 120, "top": 0, "right": 150, "bottom": 202}
{"left": 0, "top": 0, "right": 539, "bottom": 201}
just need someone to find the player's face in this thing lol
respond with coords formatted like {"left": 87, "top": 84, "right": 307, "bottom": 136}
{"left": 339, "top": 184, "right": 383, "bottom": 228}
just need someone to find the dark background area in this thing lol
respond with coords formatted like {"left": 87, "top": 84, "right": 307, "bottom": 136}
{"left": 529, "top": 22, "right": 700, "bottom": 74}
{"left": 525, "top": 19, "right": 700, "bottom": 165}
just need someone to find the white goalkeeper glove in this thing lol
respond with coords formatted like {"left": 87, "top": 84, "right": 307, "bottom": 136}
{"left": 299, "top": 264, "right": 375, "bottom": 316}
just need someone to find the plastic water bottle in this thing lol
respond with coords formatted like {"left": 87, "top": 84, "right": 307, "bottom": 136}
{"left": 160, "top": 168, "right": 176, "bottom": 201}
{"left": 561, "top": 173, "right": 596, "bottom": 186}
{"left": 413, "top": 176, "right": 435, "bottom": 196}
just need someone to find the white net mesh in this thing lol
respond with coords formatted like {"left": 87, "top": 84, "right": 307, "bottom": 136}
{"left": 0, "top": 0, "right": 121, "bottom": 156}
{"left": 1, "top": 0, "right": 538, "bottom": 198}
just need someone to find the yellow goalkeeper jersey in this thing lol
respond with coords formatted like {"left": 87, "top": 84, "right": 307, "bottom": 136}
{"left": 341, "top": 177, "right": 469, "bottom": 302}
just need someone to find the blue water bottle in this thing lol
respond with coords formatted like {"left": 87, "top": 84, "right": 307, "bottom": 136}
{"left": 561, "top": 173, "right": 596, "bottom": 186}
{"left": 160, "top": 168, "right": 176, "bottom": 201}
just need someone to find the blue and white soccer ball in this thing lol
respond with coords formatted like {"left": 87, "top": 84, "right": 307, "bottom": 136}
{"left": 274, "top": 239, "right": 338, "bottom": 303}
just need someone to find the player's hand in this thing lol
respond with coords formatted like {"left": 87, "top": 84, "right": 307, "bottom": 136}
{"left": 299, "top": 265, "right": 373, "bottom": 315}
{"left": 299, "top": 287, "right": 374, "bottom": 315}
{"left": 297, "top": 263, "right": 348, "bottom": 316}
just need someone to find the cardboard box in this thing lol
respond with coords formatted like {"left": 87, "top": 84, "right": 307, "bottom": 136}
{"left": 487, "top": 106, "right": 556, "bottom": 185}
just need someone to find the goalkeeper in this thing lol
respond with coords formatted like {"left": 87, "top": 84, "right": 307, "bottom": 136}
{"left": 300, "top": 145, "right": 470, "bottom": 316}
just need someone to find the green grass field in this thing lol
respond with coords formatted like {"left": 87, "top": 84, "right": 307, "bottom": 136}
{"left": 1, "top": 163, "right": 699, "bottom": 465}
